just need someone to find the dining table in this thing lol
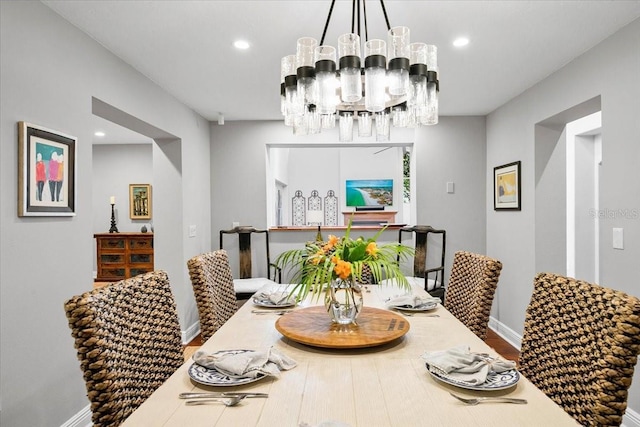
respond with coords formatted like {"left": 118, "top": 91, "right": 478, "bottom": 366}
{"left": 121, "top": 283, "right": 579, "bottom": 426}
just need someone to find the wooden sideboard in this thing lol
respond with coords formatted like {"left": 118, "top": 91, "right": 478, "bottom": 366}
{"left": 94, "top": 232, "right": 154, "bottom": 282}
{"left": 343, "top": 210, "right": 397, "bottom": 225}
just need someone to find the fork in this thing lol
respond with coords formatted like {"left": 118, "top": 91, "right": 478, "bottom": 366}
{"left": 399, "top": 311, "right": 439, "bottom": 318}
{"left": 185, "top": 395, "right": 247, "bottom": 406}
{"left": 251, "top": 309, "right": 292, "bottom": 315}
{"left": 179, "top": 392, "right": 268, "bottom": 399}
{"left": 449, "top": 392, "right": 527, "bottom": 405}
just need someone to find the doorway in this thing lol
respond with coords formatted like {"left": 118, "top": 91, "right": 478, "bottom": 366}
{"left": 534, "top": 96, "right": 601, "bottom": 281}
{"left": 566, "top": 112, "right": 601, "bottom": 283}
{"left": 91, "top": 97, "right": 184, "bottom": 287}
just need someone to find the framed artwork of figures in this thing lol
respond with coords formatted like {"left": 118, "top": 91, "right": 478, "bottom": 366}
{"left": 129, "top": 184, "right": 152, "bottom": 219}
{"left": 18, "top": 121, "right": 77, "bottom": 217}
{"left": 494, "top": 161, "right": 521, "bottom": 211}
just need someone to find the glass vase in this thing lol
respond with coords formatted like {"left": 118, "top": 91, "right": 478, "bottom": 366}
{"left": 324, "top": 278, "right": 363, "bottom": 325}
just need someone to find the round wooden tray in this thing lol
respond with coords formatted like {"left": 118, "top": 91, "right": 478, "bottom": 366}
{"left": 275, "top": 306, "right": 410, "bottom": 348}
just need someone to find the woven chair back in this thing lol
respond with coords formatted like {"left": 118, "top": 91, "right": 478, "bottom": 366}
{"left": 64, "top": 270, "right": 183, "bottom": 427}
{"left": 443, "top": 251, "right": 502, "bottom": 340}
{"left": 520, "top": 272, "right": 640, "bottom": 426}
{"left": 187, "top": 250, "right": 239, "bottom": 341}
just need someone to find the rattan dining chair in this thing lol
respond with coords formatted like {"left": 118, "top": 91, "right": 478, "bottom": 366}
{"left": 187, "top": 249, "right": 239, "bottom": 342}
{"left": 519, "top": 272, "right": 640, "bottom": 427}
{"left": 64, "top": 270, "right": 183, "bottom": 427}
{"left": 443, "top": 250, "right": 503, "bottom": 340}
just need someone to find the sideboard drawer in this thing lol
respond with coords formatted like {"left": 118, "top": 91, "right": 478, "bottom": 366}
{"left": 130, "top": 239, "right": 153, "bottom": 250}
{"left": 100, "top": 239, "right": 125, "bottom": 249}
{"left": 100, "top": 254, "right": 124, "bottom": 264}
{"left": 130, "top": 254, "right": 152, "bottom": 264}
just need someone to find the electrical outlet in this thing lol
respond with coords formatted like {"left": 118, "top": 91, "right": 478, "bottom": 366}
{"left": 188, "top": 225, "right": 197, "bottom": 238}
{"left": 232, "top": 222, "right": 240, "bottom": 228}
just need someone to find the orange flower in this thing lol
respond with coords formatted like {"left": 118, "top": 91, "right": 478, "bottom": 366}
{"left": 366, "top": 242, "right": 378, "bottom": 256}
{"left": 323, "top": 234, "right": 339, "bottom": 251}
{"left": 310, "top": 249, "right": 324, "bottom": 265}
{"left": 334, "top": 259, "right": 352, "bottom": 280}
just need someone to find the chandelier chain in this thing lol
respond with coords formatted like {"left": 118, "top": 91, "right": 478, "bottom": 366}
{"left": 379, "top": 0, "right": 391, "bottom": 31}
{"left": 320, "top": 0, "right": 337, "bottom": 46}
{"left": 321, "top": 0, "right": 392, "bottom": 46}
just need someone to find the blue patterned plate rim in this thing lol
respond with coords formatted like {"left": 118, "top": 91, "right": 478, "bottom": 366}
{"left": 188, "top": 349, "right": 267, "bottom": 387}
{"left": 391, "top": 302, "right": 438, "bottom": 312}
{"left": 426, "top": 363, "right": 520, "bottom": 391}
{"left": 252, "top": 298, "right": 297, "bottom": 308}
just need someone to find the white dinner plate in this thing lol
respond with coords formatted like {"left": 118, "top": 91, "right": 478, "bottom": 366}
{"left": 426, "top": 364, "right": 520, "bottom": 391}
{"left": 391, "top": 302, "right": 438, "bottom": 312}
{"left": 252, "top": 295, "right": 297, "bottom": 308}
{"left": 189, "top": 349, "right": 267, "bottom": 387}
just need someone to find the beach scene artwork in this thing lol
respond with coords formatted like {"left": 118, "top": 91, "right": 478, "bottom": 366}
{"left": 346, "top": 179, "right": 393, "bottom": 207}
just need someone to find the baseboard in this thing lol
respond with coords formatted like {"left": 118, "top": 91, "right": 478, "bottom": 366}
{"left": 623, "top": 408, "right": 640, "bottom": 427}
{"left": 488, "top": 316, "right": 522, "bottom": 350}
{"left": 60, "top": 404, "right": 91, "bottom": 427}
{"left": 182, "top": 321, "right": 201, "bottom": 345}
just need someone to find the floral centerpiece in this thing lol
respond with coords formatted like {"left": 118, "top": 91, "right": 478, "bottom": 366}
{"left": 275, "top": 222, "right": 414, "bottom": 324}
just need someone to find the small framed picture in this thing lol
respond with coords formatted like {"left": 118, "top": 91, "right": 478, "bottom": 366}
{"left": 494, "top": 161, "right": 521, "bottom": 211}
{"left": 129, "top": 184, "right": 152, "bottom": 219}
{"left": 18, "top": 122, "right": 77, "bottom": 217}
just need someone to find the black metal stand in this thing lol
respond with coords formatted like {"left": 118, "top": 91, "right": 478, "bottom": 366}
{"left": 109, "top": 203, "right": 119, "bottom": 233}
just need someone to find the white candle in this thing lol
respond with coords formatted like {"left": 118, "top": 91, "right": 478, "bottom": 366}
{"left": 110, "top": 196, "right": 115, "bottom": 204}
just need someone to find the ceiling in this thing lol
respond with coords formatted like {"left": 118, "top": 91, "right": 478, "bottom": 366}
{"left": 43, "top": 0, "right": 640, "bottom": 136}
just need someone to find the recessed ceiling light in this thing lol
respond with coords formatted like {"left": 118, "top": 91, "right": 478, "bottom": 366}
{"left": 233, "top": 40, "right": 250, "bottom": 50}
{"left": 94, "top": 131, "right": 105, "bottom": 137}
{"left": 453, "top": 37, "right": 469, "bottom": 47}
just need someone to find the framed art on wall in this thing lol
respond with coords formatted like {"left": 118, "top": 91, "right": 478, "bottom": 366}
{"left": 129, "top": 184, "right": 152, "bottom": 219}
{"left": 494, "top": 161, "right": 521, "bottom": 211}
{"left": 18, "top": 122, "right": 77, "bottom": 217}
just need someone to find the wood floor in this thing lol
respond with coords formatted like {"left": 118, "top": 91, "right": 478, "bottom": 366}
{"left": 485, "top": 328, "right": 519, "bottom": 364}
{"left": 184, "top": 327, "right": 519, "bottom": 364}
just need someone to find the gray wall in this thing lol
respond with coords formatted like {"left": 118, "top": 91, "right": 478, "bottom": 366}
{"left": 210, "top": 117, "right": 487, "bottom": 292}
{"left": 0, "top": 2, "right": 211, "bottom": 426}
{"left": 487, "top": 18, "right": 640, "bottom": 416}
{"left": 92, "top": 144, "right": 154, "bottom": 271}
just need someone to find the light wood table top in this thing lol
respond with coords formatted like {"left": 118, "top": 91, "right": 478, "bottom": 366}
{"left": 122, "top": 284, "right": 578, "bottom": 427}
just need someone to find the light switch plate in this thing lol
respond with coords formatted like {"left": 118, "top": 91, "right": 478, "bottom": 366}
{"left": 446, "top": 182, "right": 455, "bottom": 194}
{"left": 613, "top": 228, "right": 624, "bottom": 249}
{"left": 188, "top": 225, "right": 197, "bottom": 238}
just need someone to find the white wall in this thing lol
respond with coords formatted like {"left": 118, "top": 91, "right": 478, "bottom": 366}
{"left": 487, "top": 18, "right": 640, "bottom": 417}
{"left": 0, "top": 2, "right": 211, "bottom": 426}
{"left": 275, "top": 146, "right": 405, "bottom": 226}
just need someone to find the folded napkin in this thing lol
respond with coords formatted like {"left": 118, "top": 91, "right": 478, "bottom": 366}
{"left": 386, "top": 294, "right": 441, "bottom": 308}
{"left": 254, "top": 291, "right": 294, "bottom": 305}
{"left": 193, "top": 347, "right": 297, "bottom": 379}
{"left": 421, "top": 345, "right": 516, "bottom": 385}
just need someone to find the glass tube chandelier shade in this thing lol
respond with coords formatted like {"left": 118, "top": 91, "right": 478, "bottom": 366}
{"left": 280, "top": 0, "right": 439, "bottom": 138}
{"left": 338, "top": 33, "right": 362, "bottom": 103}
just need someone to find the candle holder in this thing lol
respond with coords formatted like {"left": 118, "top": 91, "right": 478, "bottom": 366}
{"left": 109, "top": 203, "right": 119, "bottom": 233}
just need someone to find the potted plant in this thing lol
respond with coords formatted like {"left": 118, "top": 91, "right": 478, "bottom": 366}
{"left": 275, "top": 222, "right": 413, "bottom": 324}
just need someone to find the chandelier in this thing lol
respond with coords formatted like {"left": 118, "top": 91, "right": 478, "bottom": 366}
{"left": 280, "top": 0, "right": 439, "bottom": 141}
